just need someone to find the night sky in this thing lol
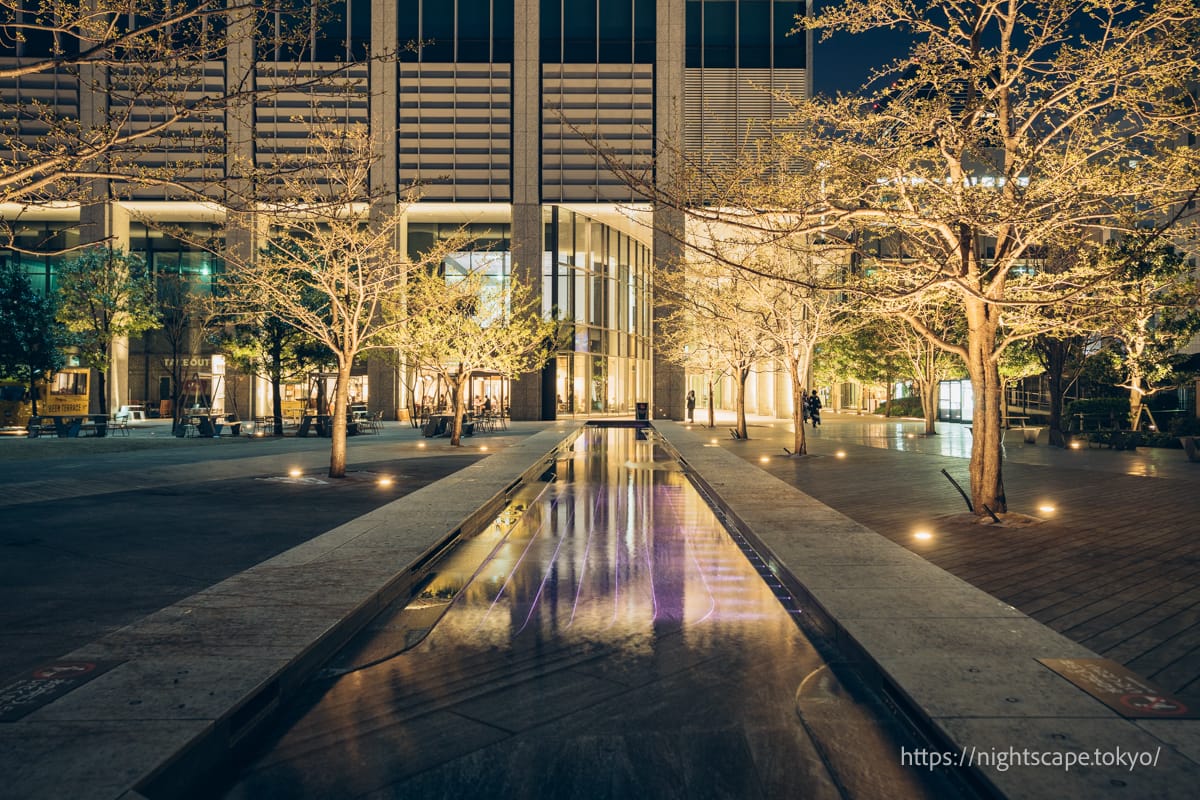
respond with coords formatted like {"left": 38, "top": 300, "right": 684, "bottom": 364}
{"left": 808, "top": 2, "right": 913, "bottom": 98}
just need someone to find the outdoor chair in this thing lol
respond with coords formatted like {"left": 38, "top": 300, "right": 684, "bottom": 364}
{"left": 110, "top": 412, "right": 131, "bottom": 436}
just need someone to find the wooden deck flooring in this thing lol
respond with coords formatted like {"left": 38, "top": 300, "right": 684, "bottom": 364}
{"left": 723, "top": 417, "right": 1200, "bottom": 696}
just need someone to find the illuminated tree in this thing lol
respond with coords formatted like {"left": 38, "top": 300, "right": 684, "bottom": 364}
{"left": 216, "top": 126, "right": 453, "bottom": 477}
{"left": 397, "top": 262, "right": 554, "bottom": 447}
{"left": 631, "top": 1, "right": 1200, "bottom": 515}
{"left": 55, "top": 247, "right": 158, "bottom": 413}
{"left": 657, "top": 255, "right": 774, "bottom": 441}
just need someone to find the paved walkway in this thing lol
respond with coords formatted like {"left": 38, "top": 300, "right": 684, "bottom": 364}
{"left": 710, "top": 412, "right": 1200, "bottom": 696}
{"left": 0, "top": 419, "right": 550, "bottom": 685}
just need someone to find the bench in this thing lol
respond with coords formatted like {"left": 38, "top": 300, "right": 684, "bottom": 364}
{"left": 1018, "top": 426, "right": 1042, "bottom": 444}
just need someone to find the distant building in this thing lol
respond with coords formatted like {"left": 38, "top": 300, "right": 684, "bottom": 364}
{"left": 0, "top": 1, "right": 812, "bottom": 420}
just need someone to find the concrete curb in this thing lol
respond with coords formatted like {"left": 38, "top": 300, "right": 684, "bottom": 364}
{"left": 1, "top": 425, "right": 581, "bottom": 800}
{"left": 655, "top": 422, "right": 1200, "bottom": 800}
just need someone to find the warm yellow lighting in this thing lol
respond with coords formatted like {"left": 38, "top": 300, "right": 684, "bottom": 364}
{"left": 1038, "top": 504, "right": 1056, "bottom": 513}
{"left": 835, "top": 450, "right": 846, "bottom": 458}
{"left": 710, "top": 438, "right": 718, "bottom": 444}
{"left": 480, "top": 445, "right": 489, "bottom": 452}
{"left": 686, "top": 425, "right": 692, "bottom": 430}
{"left": 288, "top": 468, "right": 302, "bottom": 478}
{"left": 914, "top": 531, "right": 933, "bottom": 541}
{"left": 906, "top": 433, "right": 915, "bottom": 439}
{"left": 759, "top": 456, "right": 770, "bottom": 463}
{"left": 417, "top": 442, "right": 426, "bottom": 449}
{"left": 255, "top": 430, "right": 264, "bottom": 438}
{"left": 378, "top": 477, "right": 393, "bottom": 487}
{"left": 1069, "top": 441, "right": 1082, "bottom": 449}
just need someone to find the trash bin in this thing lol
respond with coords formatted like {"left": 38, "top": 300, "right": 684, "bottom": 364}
{"left": 635, "top": 402, "right": 649, "bottom": 421}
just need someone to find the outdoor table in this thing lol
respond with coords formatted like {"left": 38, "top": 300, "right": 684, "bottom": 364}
{"left": 29, "top": 414, "right": 110, "bottom": 438}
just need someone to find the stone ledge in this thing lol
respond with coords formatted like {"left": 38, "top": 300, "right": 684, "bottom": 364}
{"left": 656, "top": 422, "right": 1200, "bottom": 799}
{"left": 3, "top": 425, "right": 577, "bottom": 800}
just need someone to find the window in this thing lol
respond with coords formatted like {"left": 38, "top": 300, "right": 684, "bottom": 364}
{"left": 563, "top": 0, "right": 597, "bottom": 63}
{"left": 738, "top": 0, "right": 770, "bottom": 68}
{"left": 773, "top": 1, "right": 805, "bottom": 68}
{"left": 598, "top": 0, "right": 633, "bottom": 63}
{"left": 704, "top": 0, "right": 736, "bottom": 68}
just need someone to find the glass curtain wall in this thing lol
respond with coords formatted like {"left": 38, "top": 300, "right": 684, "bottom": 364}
{"left": 684, "top": 0, "right": 807, "bottom": 68}
{"left": 545, "top": 207, "right": 651, "bottom": 415}
{"left": 1, "top": 222, "right": 80, "bottom": 295}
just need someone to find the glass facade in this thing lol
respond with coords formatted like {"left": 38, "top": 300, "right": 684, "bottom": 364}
{"left": 397, "top": 0, "right": 515, "bottom": 62}
{"left": 544, "top": 207, "right": 652, "bottom": 415}
{"left": 129, "top": 223, "right": 223, "bottom": 294}
{"left": 1, "top": 222, "right": 79, "bottom": 295}
{"left": 685, "top": 0, "right": 806, "bottom": 68}
{"left": 540, "top": 0, "right": 656, "bottom": 63}
{"left": 259, "top": 0, "right": 372, "bottom": 61}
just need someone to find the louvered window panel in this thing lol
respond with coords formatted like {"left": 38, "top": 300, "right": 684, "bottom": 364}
{"left": 685, "top": 67, "right": 808, "bottom": 169}
{"left": 255, "top": 64, "right": 370, "bottom": 197}
{"left": 398, "top": 63, "right": 512, "bottom": 202}
{"left": 542, "top": 63, "right": 654, "bottom": 203}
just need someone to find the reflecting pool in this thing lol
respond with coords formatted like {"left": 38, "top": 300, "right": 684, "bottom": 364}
{"left": 223, "top": 427, "right": 940, "bottom": 799}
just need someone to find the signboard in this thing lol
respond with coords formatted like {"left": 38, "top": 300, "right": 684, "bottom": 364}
{"left": 0, "top": 660, "right": 122, "bottom": 722}
{"left": 1038, "top": 658, "right": 1200, "bottom": 719}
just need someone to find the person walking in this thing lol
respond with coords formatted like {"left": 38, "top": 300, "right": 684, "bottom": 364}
{"left": 686, "top": 389, "right": 696, "bottom": 423}
{"left": 808, "top": 389, "right": 822, "bottom": 428}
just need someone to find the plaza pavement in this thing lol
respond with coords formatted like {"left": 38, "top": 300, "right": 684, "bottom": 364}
{"left": 2, "top": 412, "right": 1199, "bottom": 798}
{"left": 705, "top": 411, "right": 1200, "bottom": 697}
{"left": 0, "top": 418, "right": 539, "bottom": 683}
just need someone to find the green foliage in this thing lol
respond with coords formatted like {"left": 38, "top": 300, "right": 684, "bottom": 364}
{"left": 0, "top": 261, "right": 66, "bottom": 392}
{"left": 880, "top": 395, "right": 923, "bottom": 417}
{"left": 55, "top": 247, "right": 159, "bottom": 373}
{"left": 1168, "top": 416, "right": 1200, "bottom": 437}
{"left": 1065, "top": 397, "right": 1131, "bottom": 427}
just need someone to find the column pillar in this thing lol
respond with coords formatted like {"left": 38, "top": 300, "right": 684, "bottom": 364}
{"left": 508, "top": 0, "right": 545, "bottom": 420}
{"left": 366, "top": 0, "right": 403, "bottom": 419}
{"left": 653, "top": 0, "right": 687, "bottom": 420}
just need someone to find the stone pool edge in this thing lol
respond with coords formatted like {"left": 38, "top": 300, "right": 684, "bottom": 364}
{"left": 656, "top": 421, "right": 1200, "bottom": 800}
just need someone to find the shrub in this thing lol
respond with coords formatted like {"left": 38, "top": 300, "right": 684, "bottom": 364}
{"left": 1065, "top": 397, "right": 1131, "bottom": 428}
{"left": 880, "top": 395, "right": 924, "bottom": 417}
{"left": 1168, "top": 415, "right": 1200, "bottom": 437}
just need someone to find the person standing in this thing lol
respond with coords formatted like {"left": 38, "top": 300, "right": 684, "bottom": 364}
{"left": 686, "top": 389, "right": 696, "bottom": 423}
{"left": 808, "top": 389, "right": 822, "bottom": 428}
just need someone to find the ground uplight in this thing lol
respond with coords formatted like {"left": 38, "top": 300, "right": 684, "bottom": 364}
{"left": 710, "top": 438, "right": 719, "bottom": 444}
{"left": 288, "top": 468, "right": 302, "bottom": 478}
{"left": 914, "top": 530, "right": 933, "bottom": 541}
{"left": 377, "top": 477, "right": 393, "bottom": 488}
{"left": 759, "top": 456, "right": 770, "bottom": 464}
{"left": 480, "top": 445, "right": 489, "bottom": 452}
{"left": 417, "top": 442, "right": 426, "bottom": 449}
{"left": 1069, "top": 441, "right": 1082, "bottom": 449}
{"left": 1038, "top": 504, "right": 1056, "bottom": 514}
{"left": 835, "top": 450, "right": 846, "bottom": 458}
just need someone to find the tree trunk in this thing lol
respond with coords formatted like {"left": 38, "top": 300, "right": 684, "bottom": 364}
{"left": 1129, "top": 376, "right": 1145, "bottom": 430}
{"left": 791, "top": 366, "right": 807, "bottom": 455}
{"left": 96, "top": 369, "right": 108, "bottom": 415}
{"left": 27, "top": 371, "right": 39, "bottom": 416}
{"left": 922, "top": 378, "right": 939, "bottom": 435}
{"left": 450, "top": 374, "right": 467, "bottom": 446}
{"left": 1045, "top": 340, "right": 1068, "bottom": 447}
{"left": 706, "top": 379, "right": 715, "bottom": 428}
{"left": 965, "top": 324, "right": 1007, "bottom": 515}
{"left": 735, "top": 365, "right": 749, "bottom": 440}
{"left": 882, "top": 371, "right": 894, "bottom": 417}
{"left": 328, "top": 361, "right": 351, "bottom": 478}
{"left": 271, "top": 340, "right": 284, "bottom": 436}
